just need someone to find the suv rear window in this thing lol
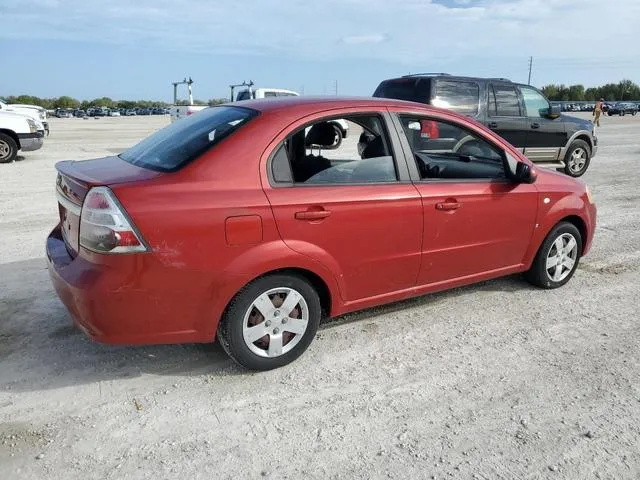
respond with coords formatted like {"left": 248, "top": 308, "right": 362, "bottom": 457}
{"left": 119, "top": 106, "right": 257, "bottom": 172}
{"left": 432, "top": 80, "right": 480, "bottom": 115}
{"left": 373, "top": 78, "right": 432, "bottom": 103}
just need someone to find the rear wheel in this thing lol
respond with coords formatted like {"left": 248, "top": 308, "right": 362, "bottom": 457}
{"left": 525, "top": 222, "right": 582, "bottom": 289}
{"left": 217, "top": 274, "right": 321, "bottom": 370}
{"left": 0, "top": 133, "right": 18, "bottom": 164}
{"left": 563, "top": 139, "right": 591, "bottom": 177}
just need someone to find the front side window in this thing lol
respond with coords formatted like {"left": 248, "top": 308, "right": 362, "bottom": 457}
{"left": 521, "top": 86, "right": 550, "bottom": 118}
{"left": 270, "top": 115, "right": 397, "bottom": 185}
{"left": 120, "top": 106, "right": 257, "bottom": 172}
{"left": 489, "top": 84, "right": 522, "bottom": 117}
{"left": 432, "top": 80, "right": 480, "bottom": 115}
{"left": 399, "top": 115, "right": 505, "bottom": 180}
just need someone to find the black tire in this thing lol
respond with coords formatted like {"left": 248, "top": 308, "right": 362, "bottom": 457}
{"left": 563, "top": 139, "right": 591, "bottom": 177}
{"left": 323, "top": 123, "right": 343, "bottom": 150}
{"left": 0, "top": 132, "right": 19, "bottom": 164}
{"left": 525, "top": 222, "right": 582, "bottom": 289}
{"left": 217, "top": 273, "right": 321, "bottom": 370}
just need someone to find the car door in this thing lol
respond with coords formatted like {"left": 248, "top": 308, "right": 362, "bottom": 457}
{"left": 389, "top": 108, "right": 538, "bottom": 287}
{"left": 486, "top": 82, "right": 528, "bottom": 148}
{"left": 519, "top": 85, "right": 567, "bottom": 162}
{"left": 261, "top": 110, "right": 423, "bottom": 302}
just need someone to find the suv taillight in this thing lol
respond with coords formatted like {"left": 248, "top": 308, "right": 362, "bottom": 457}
{"left": 79, "top": 187, "right": 148, "bottom": 254}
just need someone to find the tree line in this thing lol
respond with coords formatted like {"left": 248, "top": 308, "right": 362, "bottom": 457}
{"left": 541, "top": 79, "right": 640, "bottom": 102}
{"left": 1, "top": 95, "right": 227, "bottom": 110}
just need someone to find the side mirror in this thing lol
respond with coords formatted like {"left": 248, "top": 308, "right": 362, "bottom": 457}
{"left": 504, "top": 154, "right": 536, "bottom": 184}
{"left": 545, "top": 105, "right": 561, "bottom": 119}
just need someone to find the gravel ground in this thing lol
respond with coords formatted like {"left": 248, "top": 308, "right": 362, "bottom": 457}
{"left": 1, "top": 113, "right": 639, "bottom": 480}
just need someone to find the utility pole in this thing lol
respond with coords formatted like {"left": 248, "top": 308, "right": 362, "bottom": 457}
{"left": 333, "top": 80, "right": 338, "bottom": 96}
{"left": 527, "top": 56, "right": 533, "bottom": 85}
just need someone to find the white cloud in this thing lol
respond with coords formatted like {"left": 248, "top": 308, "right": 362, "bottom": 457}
{"left": 342, "top": 34, "right": 387, "bottom": 45}
{"left": 1, "top": 0, "right": 639, "bottom": 68}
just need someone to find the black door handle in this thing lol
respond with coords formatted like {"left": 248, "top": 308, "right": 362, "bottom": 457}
{"left": 531, "top": 123, "right": 540, "bottom": 129}
{"left": 488, "top": 122, "right": 498, "bottom": 129}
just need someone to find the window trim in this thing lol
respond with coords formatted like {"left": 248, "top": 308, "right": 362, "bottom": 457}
{"left": 392, "top": 112, "right": 511, "bottom": 184}
{"left": 488, "top": 83, "right": 524, "bottom": 119}
{"left": 432, "top": 79, "right": 481, "bottom": 117}
{"left": 266, "top": 112, "right": 405, "bottom": 188}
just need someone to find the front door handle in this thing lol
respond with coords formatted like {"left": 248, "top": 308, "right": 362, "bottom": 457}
{"left": 488, "top": 121, "right": 498, "bottom": 129}
{"left": 435, "top": 201, "right": 462, "bottom": 211}
{"left": 531, "top": 122, "right": 540, "bottom": 129}
{"left": 294, "top": 209, "right": 332, "bottom": 220}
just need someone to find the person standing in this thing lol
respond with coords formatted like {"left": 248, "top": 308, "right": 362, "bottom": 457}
{"left": 593, "top": 98, "right": 605, "bottom": 127}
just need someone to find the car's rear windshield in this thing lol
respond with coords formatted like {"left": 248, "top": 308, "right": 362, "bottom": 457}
{"left": 372, "top": 78, "right": 432, "bottom": 103}
{"left": 119, "top": 106, "right": 257, "bottom": 172}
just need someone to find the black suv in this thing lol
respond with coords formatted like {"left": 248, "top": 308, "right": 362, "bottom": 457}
{"left": 607, "top": 103, "right": 638, "bottom": 116}
{"left": 373, "top": 74, "right": 597, "bottom": 177}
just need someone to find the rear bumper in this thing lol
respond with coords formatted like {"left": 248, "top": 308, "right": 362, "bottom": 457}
{"left": 46, "top": 224, "right": 213, "bottom": 345}
{"left": 17, "top": 133, "right": 44, "bottom": 152}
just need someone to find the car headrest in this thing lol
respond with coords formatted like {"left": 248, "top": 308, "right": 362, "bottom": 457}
{"left": 305, "top": 123, "right": 336, "bottom": 148}
{"left": 361, "top": 136, "right": 386, "bottom": 159}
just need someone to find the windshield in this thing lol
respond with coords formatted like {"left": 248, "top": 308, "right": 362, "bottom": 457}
{"left": 119, "top": 106, "right": 257, "bottom": 172}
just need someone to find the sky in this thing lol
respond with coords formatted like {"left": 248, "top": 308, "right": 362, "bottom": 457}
{"left": 1, "top": 0, "right": 639, "bottom": 102}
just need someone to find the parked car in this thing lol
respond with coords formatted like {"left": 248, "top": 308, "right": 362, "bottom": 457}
{"left": 108, "top": 109, "right": 121, "bottom": 117}
{"left": 373, "top": 74, "right": 597, "bottom": 177}
{"left": 47, "top": 97, "right": 597, "bottom": 370}
{"left": 0, "top": 110, "right": 44, "bottom": 162}
{"left": 125, "top": 109, "right": 137, "bottom": 116}
{"left": 73, "top": 109, "right": 87, "bottom": 118}
{"left": 55, "top": 109, "right": 72, "bottom": 118}
{"left": 0, "top": 99, "right": 49, "bottom": 136}
{"left": 607, "top": 102, "right": 638, "bottom": 116}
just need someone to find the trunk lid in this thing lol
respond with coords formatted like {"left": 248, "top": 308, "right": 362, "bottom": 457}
{"left": 55, "top": 156, "right": 161, "bottom": 257}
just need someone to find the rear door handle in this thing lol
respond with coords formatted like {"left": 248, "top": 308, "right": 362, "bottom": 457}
{"left": 488, "top": 122, "right": 498, "bottom": 129}
{"left": 531, "top": 122, "right": 540, "bottom": 129}
{"left": 294, "top": 209, "right": 332, "bottom": 220}
{"left": 435, "top": 202, "right": 462, "bottom": 211}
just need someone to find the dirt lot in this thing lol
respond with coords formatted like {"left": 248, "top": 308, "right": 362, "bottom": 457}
{"left": 1, "top": 113, "right": 639, "bottom": 479}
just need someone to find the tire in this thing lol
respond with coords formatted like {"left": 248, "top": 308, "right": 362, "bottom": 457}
{"left": 323, "top": 123, "right": 343, "bottom": 150}
{"left": 620, "top": 111, "right": 625, "bottom": 116}
{"left": 0, "top": 132, "right": 19, "bottom": 164}
{"left": 217, "top": 273, "right": 321, "bottom": 370}
{"left": 563, "top": 139, "right": 591, "bottom": 177}
{"left": 525, "top": 222, "right": 582, "bottom": 289}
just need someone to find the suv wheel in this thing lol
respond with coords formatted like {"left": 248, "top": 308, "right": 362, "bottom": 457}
{"left": 563, "top": 139, "right": 591, "bottom": 177}
{"left": 0, "top": 133, "right": 18, "bottom": 164}
{"left": 217, "top": 274, "right": 321, "bottom": 370}
{"left": 525, "top": 222, "right": 582, "bottom": 289}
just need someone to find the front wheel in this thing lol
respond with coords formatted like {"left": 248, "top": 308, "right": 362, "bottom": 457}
{"left": 217, "top": 274, "right": 321, "bottom": 370}
{"left": 0, "top": 133, "right": 18, "bottom": 164}
{"left": 525, "top": 222, "right": 582, "bottom": 289}
{"left": 563, "top": 139, "right": 591, "bottom": 177}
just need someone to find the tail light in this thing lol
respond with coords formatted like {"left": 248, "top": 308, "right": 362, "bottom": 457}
{"left": 79, "top": 187, "right": 148, "bottom": 254}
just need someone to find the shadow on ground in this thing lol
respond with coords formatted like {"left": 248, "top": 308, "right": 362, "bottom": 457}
{"left": 0, "top": 257, "right": 535, "bottom": 392}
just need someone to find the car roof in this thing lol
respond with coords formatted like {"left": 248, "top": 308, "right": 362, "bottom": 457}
{"left": 230, "top": 95, "right": 440, "bottom": 112}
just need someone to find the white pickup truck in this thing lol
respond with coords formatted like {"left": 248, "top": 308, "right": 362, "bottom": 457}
{"left": 170, "top": 87, "right": 349, "bottom": 146}
{"left": 0, "top": 111, "right": 45, "bottom": 163}
{"left": 0, "top": 99, "right": 49, "bottom": 136}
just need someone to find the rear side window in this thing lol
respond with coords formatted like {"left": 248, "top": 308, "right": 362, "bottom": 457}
{"left": 432, "top": 80, "right": 480, "bottom": 115}
{"left": 373, "top": 78, "right": 431, "bottom": 103}
{"left": 119, "top": 106, "right": 257, "bottom": 172}
{"left": 490, "top": 84, "right": 522, "bottom": 117}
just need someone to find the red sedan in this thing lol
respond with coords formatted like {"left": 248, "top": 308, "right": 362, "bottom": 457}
{"left": 47, "top": 97, "right": 597, "bottom": 370}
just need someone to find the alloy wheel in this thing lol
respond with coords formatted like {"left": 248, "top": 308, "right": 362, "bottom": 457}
{"left": 568, "top": 148, "right": 587, "bottom": 174}
{"left": 545, "top": 233, "right": 578, "bottom": 282}
{"left": 242, "top": 287, "right": 309, "bottom": 358}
